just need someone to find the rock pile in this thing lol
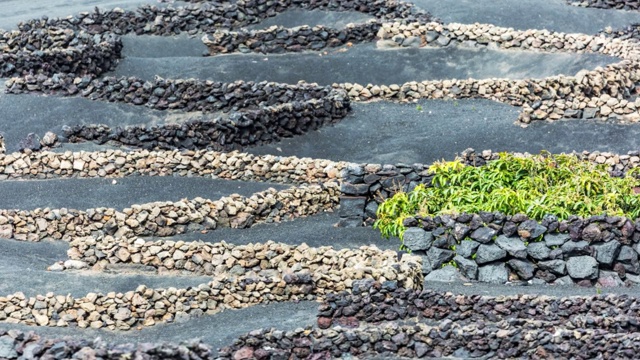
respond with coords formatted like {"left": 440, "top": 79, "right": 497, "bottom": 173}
{"left": 0, "top": 183, "right": 339, "bottom": 241}
{"left": 0, "top": 329, "right": 211, "bottom": 360}
{"left": 1, "top": 243, "right": 422, "bottom": 330}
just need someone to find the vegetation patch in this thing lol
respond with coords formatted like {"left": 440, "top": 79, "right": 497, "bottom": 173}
{"left": 375, "top": 152, "right": 640, "bottom": 241}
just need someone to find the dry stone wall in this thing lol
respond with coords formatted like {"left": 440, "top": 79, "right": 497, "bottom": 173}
{"left": 5, "top": 77, "right": 350, "bottom": 151}
{"left": 0, "top": 28, "right": 121, "bottom": 78}
{"left": 342, "top": 21, "right": 640, "bottom": 123}
{"left": 0, "top": 243, "right": 422, "bottom": 330}
{"left": 0, "top": 183, "right": 338, "bottom": 241}
{"left": 0, "top": 149, "right": 346, "bottom": 184}
{"left": 0, "top": 329, "right": 211, "bottom": 359}
{"left": 321, "top": 285, "right": 640, "bottom": 330}
{"left": 219, "top": 320, "right": 640, "bottom": 359}
{"left": 202, "top": 22, "right": 381, "bottom": 55}
{"left": 401, "top": 210, "right": 640, "bottom": 286}
{"left": 568, "top": 0, "right": 640, "bottom": 10}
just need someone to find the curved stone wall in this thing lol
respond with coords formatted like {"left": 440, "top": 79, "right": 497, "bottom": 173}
{"left": 0, "top": 243, "right": 422, "bottom": 330}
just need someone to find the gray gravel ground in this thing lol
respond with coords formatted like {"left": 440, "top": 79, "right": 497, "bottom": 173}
{"left": 0, "top": 238, "right": 212, "bottom": 297}
{"left": 110, "top": 42, "right": 619, "bottom": 85}
{"left": 249, "top": 98, "right": 640, "bottom": 164}
{"left": 412, "top": 0, "right": 640, "bottom": 34}
{"left": 0, "top": 177, "right": 287, "bottom": 211}
{"left": 145, "top": 211, "right": 398, "bottom": 251}
{"left": 0, "top": 300, "right": 319, "bottom": 354}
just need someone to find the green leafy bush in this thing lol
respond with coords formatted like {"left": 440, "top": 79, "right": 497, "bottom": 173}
{"left": 375, "top": 152, "right": 640, "bottom": 241}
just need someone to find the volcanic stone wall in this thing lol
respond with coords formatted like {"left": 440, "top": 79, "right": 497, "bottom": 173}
{"left": 0, "top": 183, "right": 338, "bottom": 241}
{"left": 320, "top": 285, "right": 640, "bottom": 329}
{"left": 401, "top": 209, "right": 640, "bottom": 286}
{"left": 342, "top": 21, "right": 640, "bottom": 123}
{"left": 0, "top": 329, "right": 211, "bottom": 359}
{"left": 203, "top": 22, "right": 381, "bottom": 55}
{"left": 0, "top": 28, "right": 121, "bottom": 78}
{"left": 219, "top": 320, "right": 640, "bottom": 359}
{"left": 0, "top": 149, "right": 346, "bottom": 184}
{"left": 568, "top": 0, "right": 640, "bottom": 10}
{"left": 0, "top": 244, "right": 422, "bottom": 330}
{"left": 6, "top": 76, "right": 350, "bottom": 151}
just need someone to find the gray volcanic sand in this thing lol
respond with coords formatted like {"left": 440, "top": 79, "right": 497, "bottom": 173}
{"left": 0, "top": 177, "right": 287, "bottom": 211}
{"left": 0, "top": 0, "right": 190, "bottom": 30}
{"left": 249, "top": 99, "right": 640, "bottom": 164}
{"left": 412, "top": 0, "right": 640, "bottom": 34}
{"left": 111, "top": 42, "right": 619, "bottom": 84}
{"left": 0, "top": 238, "right": 211, "bottom": 297}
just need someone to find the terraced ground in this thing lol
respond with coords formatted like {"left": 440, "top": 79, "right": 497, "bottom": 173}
{"left": 4, "top": 0, "right": 640, "bottom": 358}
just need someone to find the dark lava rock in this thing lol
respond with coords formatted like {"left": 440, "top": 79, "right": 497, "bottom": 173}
{"left": 469, "top": 226, "right": 496, "bottom": 243}
{"left": 566, "top": 256, "right": 599, "bottom": 280}
{"left": 527, "top": 242, "right": 551, "bottom": 260}
{"left": 478, "top": 263, "right": 509, "bottom": 284}
{"left": 457, "top": 239, "right": 481, "bottom": 258}
{"left": 495, "top": 235, "right": 527, "bottom": 259}
{"left": 507, "top": 259, "right": 536, "bottom": 280}
{"left": 403, "top": 228, "right": 434, "bottom": 252}
{"left": 475, "top": 244, "right": 507, "bottom": 265}
{"left": 454, "top": 255, "right": 478, "bottom": 279}
{"left": 593, "top": 240, "right": 621, "bottom": 267}
{"left": 538, "top": 259, "right": 567, "bottom": 276}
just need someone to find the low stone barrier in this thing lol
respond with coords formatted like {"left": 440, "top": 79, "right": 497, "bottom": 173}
{"left": 219, "top": 320, "right": 640, "bottom": 359}
{"left": 401, "top": 210, "right": 640, "bottom": 286}
{"left": 5, "top": 76, "right": 351, "bottom": 151}
{"left": 0, "top": 243, "right": 422, "bottom": 330}
{"left": 568, "top": 0, "right": 640, "bottom": 11}
{"left": 0, "top": 149, "right": 346, "bottom": 184}
{"left": 0, "top": 329, "right": 211, "bottom": 359}
{"left": 320, "top": 285, "right": 640, "bottom": 330}
{"left": 203, "top": 22, "right": 380, "bottom": 55}
{"left": 0, "top": 183, "right": 339, "bottom": 241}
{"left": 0, "top": 28, "right": 121, "bottom": 78}
{"left": 342, "top": 21, "right": 640, "bottom": 123}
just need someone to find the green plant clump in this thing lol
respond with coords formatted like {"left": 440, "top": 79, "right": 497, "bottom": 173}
{"left": 375, "top": 152, "right": 640, "bottom": 240}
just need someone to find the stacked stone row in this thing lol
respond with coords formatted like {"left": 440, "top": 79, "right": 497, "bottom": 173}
{"left": 219, "top": 320, "right": 640, "bottom": 359}
{"left": 63, "top": 238, "right": 422, "bottom": 288}
{"left": 202, "top": 22, "right": 381, "bottom": 55}
{"left": 568, "top": 0, "right": 640, "bottom": 11}
{"left": 321, "top": 285, "right": 640, "bottom": 330}
{"left": 5, "top": 76, "right": 351, "bottom": 151}
{"left": 0, "top": 27, "right": 121, "bottom": 78}
{"left": 0, "top": 329, "right": 211, "bottom": 360}
{"left": 337, "top": 21, "right": 640, "bottom": 123}
{"left": 400, "top": 209, "right": 640, "bottom": 286}
{"left": 0, "top": 245, "right": 422, "bottom": 330}
{"left": 0, "top": 183, "right": 339, "bottom": 241}
{"left": 0, "top": 149, "right": 346, "bottom": 184}
{"left": 20, "top": 0, "right": 434, "bottom": 36}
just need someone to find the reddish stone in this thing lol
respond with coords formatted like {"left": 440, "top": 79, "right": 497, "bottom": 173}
{"left": 233, "top": 347, "right": 254, "bottom": 360}
{"left": 317, "top": 316, "right": 332, "bottom": 329}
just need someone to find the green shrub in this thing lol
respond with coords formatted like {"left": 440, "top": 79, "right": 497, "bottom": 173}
{"left": 374, "top": 152, "right": 640, "bottom": 242}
